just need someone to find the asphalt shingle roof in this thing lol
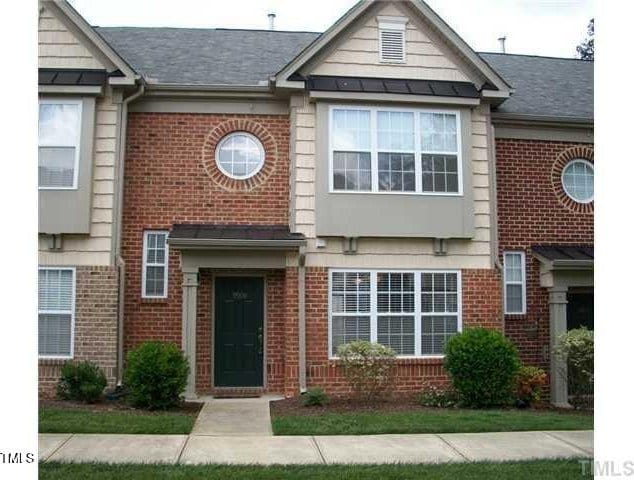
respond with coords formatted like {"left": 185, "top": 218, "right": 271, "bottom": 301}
{"left": 480, "top": 52, "right": 593, "bottom": 121}
{"left": 96, "top": 27, "right": 593, "bottom": 120}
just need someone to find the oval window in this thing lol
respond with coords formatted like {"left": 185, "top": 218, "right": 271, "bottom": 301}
{"left": 215, "top": 132, "right": 265, "bottom": 180}
{"left": 561, "top": 159, "right": 594, "bottom": 203}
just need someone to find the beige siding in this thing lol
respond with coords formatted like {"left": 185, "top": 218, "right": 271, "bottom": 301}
{"left": 39, "top": 6, "right": 105, "bottom": 69}
{"left": 290, "top": 95, "right": 493, "bottom": 270}
{"left": 309, "top": 2, "right": 469, "bottom": 82}
{"left": 39, "top": 93, "right": 118, "bottom": 267}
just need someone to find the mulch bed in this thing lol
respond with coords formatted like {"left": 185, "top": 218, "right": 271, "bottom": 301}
{"left": 40, "top": 398, "right": 202, "bottom": 416}
{"left": 270, "top": 396, "right": 593, "bottom": 418}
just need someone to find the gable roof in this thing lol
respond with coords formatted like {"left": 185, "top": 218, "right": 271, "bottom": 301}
{"left": 481, "top": 53, "right": 593, "bottom": 122}
{"left": 97, "top": 27, "right": 318, "bottom": 86}
{"left": 42, "top": 0, "right": 137, "bottom": 83}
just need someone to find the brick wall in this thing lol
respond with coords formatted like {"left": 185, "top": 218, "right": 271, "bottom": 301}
{"left": 303, "top": 267, "right": 502, "bottom": 397}
{"left": 121, "top": 112, "right": 292, "bottom": 394}
{"left": 39, "top": 266, "right": 119, "bottom": 398}
{"left": 496, "top": 138, "right": 594, "bottom": 373}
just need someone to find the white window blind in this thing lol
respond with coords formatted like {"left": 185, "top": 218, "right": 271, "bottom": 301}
{"left": 142, "top": 231, "right": 169, "bottom": 298}
{"left": 38, "top": 268, "right": 75, "bottom": 358}
{"left": 504, "top": 252, "right": 526, "bottom": 314}
{"left": 330, "top": 106, "right": 462, "bottom": 194}
{"left": 330, "top": 270, "right": 462, "bottom": 357}
{"left": 39, "top": 100, "right": 81, "bottom": 189}
{"left": 379, "top": 29, "right": 405, "bottom": 62}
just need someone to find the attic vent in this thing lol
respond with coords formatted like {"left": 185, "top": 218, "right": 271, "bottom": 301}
{"left": 378, "top": 16, "right": 407, "bottom": 63}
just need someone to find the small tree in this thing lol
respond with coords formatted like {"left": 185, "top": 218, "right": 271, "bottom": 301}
{"left": 555, "top": 327, "right": 594, "bottom": 409}
{"left": 337, "top": 341, "right": 396, "bottom": 402}
{"left": 576, "top": 18, "right": 594, "bottom": 61}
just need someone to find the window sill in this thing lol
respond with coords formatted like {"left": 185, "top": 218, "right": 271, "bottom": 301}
{"left": 328, "top": 356, "right": 445, "bottom": 366}
{"left": 39, "top": 357, "right": 72, "bottom": 365}
{"left": 141, "top": 297, "right": 169, "bottom": 304}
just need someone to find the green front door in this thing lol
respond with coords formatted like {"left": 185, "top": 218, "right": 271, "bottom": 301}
{"left": 214, "top": 277, "right": 264, "bottom": 387}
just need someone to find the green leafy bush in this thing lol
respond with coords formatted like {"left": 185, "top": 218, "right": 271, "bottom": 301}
{"left": 301, "top": 387, "right": 329, "bottom": 407}
{"left": 337, "top": 341, "right": 396, "bottom": 402}
{"left": 444, "top": 327, "right": 520, "bottom": 407}
{"left": 124, "top": 342, "right": 189, "bottom": 410}
{"left": 418, "top": 382, "right": 459, "bottom": 408}
{"left": 57, "top": 361, "right": 107, "bottom": 403}
{"left": 555, "top": 327, "right": 594, "bottom": 409}
{"left": 515, "top": 365, "right": 547, "bottom": 407}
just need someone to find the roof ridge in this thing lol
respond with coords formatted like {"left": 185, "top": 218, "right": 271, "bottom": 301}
{"left": 94, "top": 25, "right": 322, "bottom": 34}
{"left": 478, "top": 51, "right": 593, "bottom": 62}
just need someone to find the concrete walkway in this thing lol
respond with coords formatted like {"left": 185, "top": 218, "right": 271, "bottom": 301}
{"left": 191, "top": 397, "right": 277, "bottom": 436}
{"left": 39, "top": 430, "right": 593, "bottom": 465}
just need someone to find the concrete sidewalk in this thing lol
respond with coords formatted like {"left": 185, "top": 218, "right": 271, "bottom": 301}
{"left": 39, "top": 430, "right": 593, "bottom": 465}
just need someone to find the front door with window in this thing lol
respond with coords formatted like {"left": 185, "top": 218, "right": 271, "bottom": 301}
{"left": 214, "top": 277, "right": 264, "bottom": 387}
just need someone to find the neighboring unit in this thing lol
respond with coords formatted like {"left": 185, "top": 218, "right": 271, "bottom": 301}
{"left": 37, "top": 0, "right": 593, "bottom": 405}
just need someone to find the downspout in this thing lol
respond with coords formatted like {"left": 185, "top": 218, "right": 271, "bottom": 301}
{"left": 114, "top": 81, "right": 145, "bottom": 386}
{"left": 298, "top": 245, "right": 307, "bottom": 393}
{"left": 485, "top": 108, "right": 505, "bottom": 332}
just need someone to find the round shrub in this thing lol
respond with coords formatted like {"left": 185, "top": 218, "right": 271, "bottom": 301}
{"left": 444, "top": 327, "right": 520, "bottom": 407}
{"left": 124, "top": 342, "right": 189, "bottom": 410}
{"left": 337, "top": 341, "right": 396, "bottom": 402}
{"left": 301, "top": 387, "right": 329, "bottom": 407}
{"left": 57, "top": 361, "right": 107, "bottom": 403}
{"left": 515, "top": 365, "right": 547, "bottom": 407}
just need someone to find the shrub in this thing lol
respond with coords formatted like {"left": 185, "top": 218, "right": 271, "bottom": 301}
{"left": 555, "top": 327, "right": 594, "bottom": 409}
{"left": 515, "top": 365, "right": 547, "bottom": 407}
{"left": 301, "top": 387, "right": 329, "bottom": 407}
{"left": 444, "top": 327, "right": 520, "bottom": 407}
{"left": 57, "top": 361, "right": 107, "bottom": 403}
{"left": 418, "top": 382, "right": 458, "bottom": 408}
{"left": 124, "top": 342, "right": 189, "bottom": 410}
{"left": 337, "top": 341, "right": 396, "bottom": 402}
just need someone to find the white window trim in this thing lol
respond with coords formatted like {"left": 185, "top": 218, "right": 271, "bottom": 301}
{"left": 215, "top": 131, "right": 265, "bottom": 180}
{"left": 561, "top": 158, "right": 594, "bottom": 204}
{"left": 142, "top": 230, "right": 170, "bottom": 299}
{"left": 328, "top": 105, "right": 463, "bottom": 196}
{"left": 378, "top": 16, "right": 407, "bottom": 64}
{"left": 503, "top": 251, "right": 527, "bottom": 315}
{"left": 328, "top": 269, "right": 462, "bottom": 359}
{"left": 38, "top": 266, "right": 76, "bottom": 360}
{"left": 38, "top": 98, "right": 82, "bottom": 191}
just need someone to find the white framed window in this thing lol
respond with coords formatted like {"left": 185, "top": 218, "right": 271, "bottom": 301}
{"left": 329, "top": 269, "right": 462, "bottom": 358}
{"left": 142, "top": 231, "right": 169, "bottom": 298}
{"left": 39, "top": 99, "right": 82, "bottom": 189}
{"left": 39, "top": 267, "right": 75, "bottom": 359}
{"left": 504, "top": 251, "right": 526, "bottom": 314}
{"left": 561, "top": 159, "right": 594, "bottom": 204}
{"left": 329, "top": 106, "right": 462, "bottom": 195}
{"left": 215, "top": 132, "right": 265, "bottom": 180}
{"left": 378, "top": 16, "right": 407, "bottom": 63}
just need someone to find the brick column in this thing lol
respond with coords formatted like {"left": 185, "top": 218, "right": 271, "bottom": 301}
{"left": 283, "top": 267, "right": 299, "bottom": 397}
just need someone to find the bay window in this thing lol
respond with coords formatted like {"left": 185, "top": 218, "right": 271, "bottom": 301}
{"left": 329, "top": 269, "right": 462, "bottom": 357}
{"left": 329, "top": 106, "right": 462, "bottom": 195}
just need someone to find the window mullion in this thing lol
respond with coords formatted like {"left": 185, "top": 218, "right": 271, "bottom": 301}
{"left": 371, "top": 110, "right": 378, "bottom": 192}
{"left": 414, "top": 271, "right": 421, "bottom": 356}
{"left": 370, "top": 271, "right": 378, "bottom": 343}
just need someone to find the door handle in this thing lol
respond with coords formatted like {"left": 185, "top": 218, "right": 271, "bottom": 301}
{"left": 257, "top": 326, "right": 263, "bottom": 355}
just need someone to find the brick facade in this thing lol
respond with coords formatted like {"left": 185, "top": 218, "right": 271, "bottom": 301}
{"left": 303, "top": 267, "right": 503, "bottom": 397}
{"left": 496, "top": 138, "right": 594, "bottom": 374}
{"left": 39, "top": 266, "right": 119, "bottom": 398}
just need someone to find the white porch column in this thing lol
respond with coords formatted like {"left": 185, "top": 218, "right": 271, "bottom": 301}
{"left": 549, "top": 286, "right": 569, "bottom": 407}
{"left": 182, "top": 268, "right": 199, "bottom": 399}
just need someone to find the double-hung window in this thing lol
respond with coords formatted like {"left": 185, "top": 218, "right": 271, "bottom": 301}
{"left": 39, "top": 99, "right": 82, "bottom": 189}
{"left": 142, "top": 231, "right": 169, "bottom": 298}
{"left": 504, "top": 252, "right": 526, "bottom": 314}
{"left": 39, "top": 268, "right": 75, "bottom": 358}
{"left": 330, "top": 106, "right": 461, "bottom": 195}
{"left": 329, "top": 270, "right": 461, "bottom": 357}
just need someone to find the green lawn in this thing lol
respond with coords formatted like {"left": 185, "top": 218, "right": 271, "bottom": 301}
{"left": 39, "top": 407, "right": 196, "bottom": 435}
{"left": 39, "top": 460, "right": 591, "bottom": 480}
{"left": 272, "top": 409, "right": 593, "bottom": 436}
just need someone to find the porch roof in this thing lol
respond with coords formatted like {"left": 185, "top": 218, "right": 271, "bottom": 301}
{"left": 532, "top": 245, "right": 594, "bottom": 270}
{"left": 168, "top": 224, "right": 306, "bottom": 250}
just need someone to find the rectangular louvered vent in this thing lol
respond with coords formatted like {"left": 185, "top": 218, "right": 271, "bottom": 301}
{"left": 380, "top": 29, "right": 405, "bottom": 62}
